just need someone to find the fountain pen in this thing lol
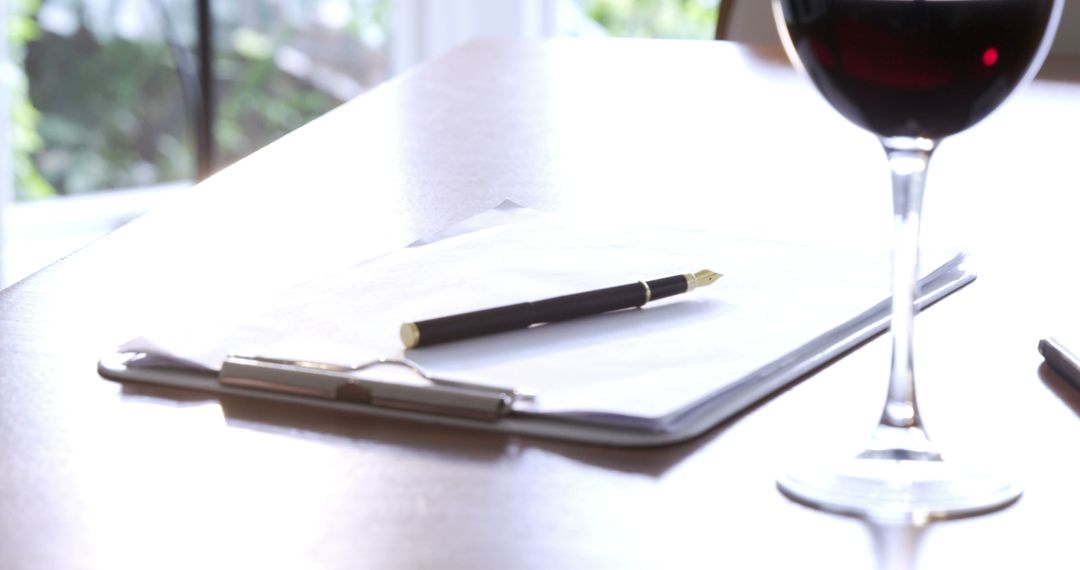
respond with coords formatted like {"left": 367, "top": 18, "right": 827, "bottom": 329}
{"left": 401, "top": 269, "right": 722, "bottom": 348}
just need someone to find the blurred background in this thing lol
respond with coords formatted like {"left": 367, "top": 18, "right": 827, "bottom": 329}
{"left": 0, "top": 0, "right": 723, "bottom": 287}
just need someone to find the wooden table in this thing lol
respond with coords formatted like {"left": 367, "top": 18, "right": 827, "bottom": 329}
{"left": 3, "top": 39, "right": 1080, "bottom": 569}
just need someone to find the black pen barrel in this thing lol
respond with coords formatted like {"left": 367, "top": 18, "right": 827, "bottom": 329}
{"left": 411, "top": 282, "right": 647, "bottom": 347}
{"left": 531, "top": 282, "right": 647, "bottom": 322}
{"left": 403, "top": 271, "right": 719, "bottom": 348}
{"left": 645, "top": 275, "right": 690, "bottom": 301}
{"left": 412, "top": 302, "right": 535, "bottom": 347}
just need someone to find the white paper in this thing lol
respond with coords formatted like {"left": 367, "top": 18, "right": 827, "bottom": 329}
{"left": 121, "top": 208, "right": 898, "bottom": 419}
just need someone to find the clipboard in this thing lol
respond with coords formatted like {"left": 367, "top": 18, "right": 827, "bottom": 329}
{"left": 98, "top": 223, "right": 974, "bottom": 447}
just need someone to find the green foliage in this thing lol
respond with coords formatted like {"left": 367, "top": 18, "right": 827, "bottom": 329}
{"left": 15, "top": 0, "right": 390, "bottom": 199}
{"left": 9, "top": 0, "right": 54, "bottom": 200}
{"left": 215, "top": 28, "right": 339, "bottom": 167}
{"left": 11, "top": 93, "right": 52, "bottom": 200}
{"left": 27, "top": 33, "right": 193, "bottom": 195}
{"left": 9, "top": 0, "right": 709, "bottom": 201}
{"left": 581, "top": 0, "right": 720, "bottom": 39}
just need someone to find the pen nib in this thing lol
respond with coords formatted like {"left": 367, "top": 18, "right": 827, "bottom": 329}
{"left": 692, "top": 269, "right": 722, "bottom": 288}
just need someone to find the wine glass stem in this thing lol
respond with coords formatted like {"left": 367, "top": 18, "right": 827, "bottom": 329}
{"left": 879, "top": 139, "right": 936, "bottom": 434}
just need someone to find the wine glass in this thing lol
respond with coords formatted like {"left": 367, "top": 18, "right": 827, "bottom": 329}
{"left": 771, "top": 0, "right": 1064, "bottom": 521}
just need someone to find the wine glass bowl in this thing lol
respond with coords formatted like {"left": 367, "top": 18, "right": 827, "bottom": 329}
{"left": 776, "top": 0, "right": 1061, "bottom": 140}
{"left": 771, "top": 0, "right": 1064, "bottom": 522}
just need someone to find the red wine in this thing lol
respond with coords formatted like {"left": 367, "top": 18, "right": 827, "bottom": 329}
{"left": 776, "top": 0, "right": 1057, "bottom": 138}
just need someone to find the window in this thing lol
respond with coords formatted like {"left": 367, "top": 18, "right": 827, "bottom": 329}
{"left": 2, "top": 0, "right": 392, "bottom": 286}
{"left": 0, "top": 0, "right": 718, "bottom": 287}
{"left": 577, "top": 0, "right": 718, "bottom": 39}
{"left": 15, "top": 0, "right": 391, "bottom": 200}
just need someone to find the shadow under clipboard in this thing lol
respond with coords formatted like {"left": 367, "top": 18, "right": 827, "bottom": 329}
{"left": 113, "top": 292, "right": 900, "bottom": 477}
{"left": 110, "top": 249, "right": 981, "bottom": 473}
{"left": 120, "top": 377, "right": 753, "bottom": 478}
{"left": 110, "top": 302, "right": 721, "bottom": 475}
{"left": 116, "top": 328, "right": 887, "bottom": 478}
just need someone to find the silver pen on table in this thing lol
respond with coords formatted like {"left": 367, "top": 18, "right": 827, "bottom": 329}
{"left": 1039, "top": 337, "right": 1080, "bottom": 388}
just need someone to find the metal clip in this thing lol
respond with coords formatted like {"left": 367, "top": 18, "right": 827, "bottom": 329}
{"left": 220, "top": 354, "right": 532, "bottom": 421}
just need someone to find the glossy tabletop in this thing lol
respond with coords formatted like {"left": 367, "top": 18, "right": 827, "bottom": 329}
{"left": 2, "top": 39, "right": 1080, "bottom": 569}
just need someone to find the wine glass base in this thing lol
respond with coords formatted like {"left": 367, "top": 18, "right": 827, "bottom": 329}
{"left": 777, "top": 457, "right": 1022, "bottom": 523}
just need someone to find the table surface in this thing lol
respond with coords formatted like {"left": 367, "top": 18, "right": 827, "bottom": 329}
{"left": 3, "top": 39, "right": 1080, "bottom": 570}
